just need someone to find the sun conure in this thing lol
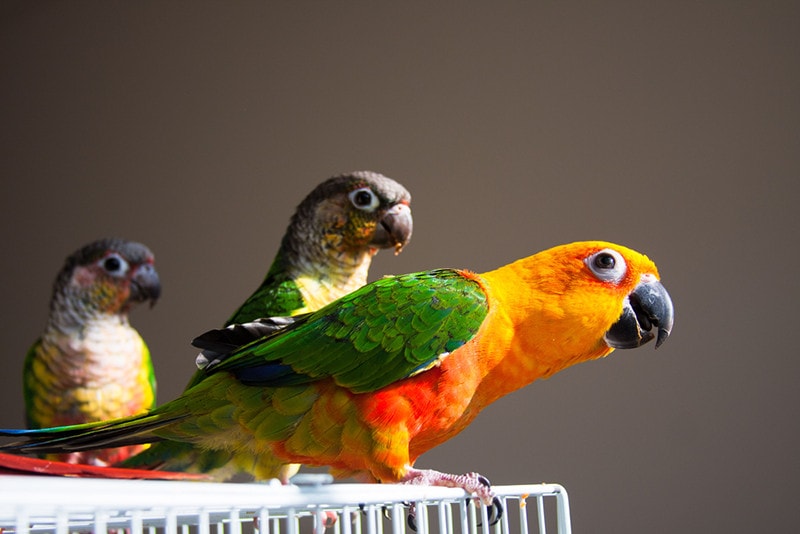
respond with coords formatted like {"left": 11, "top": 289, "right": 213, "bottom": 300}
{"left": 2, "top": 241, "right": 672, "bottom": 507}
{"left": 121, "top": 171, "right": 413, "bottom": 479}
{"left": 22, "top": 238, "right": 161, "bottom": 465}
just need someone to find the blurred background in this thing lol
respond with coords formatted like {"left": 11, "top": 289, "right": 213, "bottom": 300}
{"left": 1, "top": 2, "right": 798, "bottom": 532}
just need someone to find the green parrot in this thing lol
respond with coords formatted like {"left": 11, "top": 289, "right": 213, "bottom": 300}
{"left": 225, "top": 170, "right": 413, "bottom": 326}
{"left": 23, "top": 238, "right": 161, "bottom": 466}
{"left": 2, "top": 241, "right": 673, "bottom": 512}
{"left": 122, "top": 171, "right": 413, "bottom": 478}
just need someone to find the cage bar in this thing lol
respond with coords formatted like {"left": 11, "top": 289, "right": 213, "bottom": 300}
{"left": 0, "top": 475, "right": 570, "bottom": 534}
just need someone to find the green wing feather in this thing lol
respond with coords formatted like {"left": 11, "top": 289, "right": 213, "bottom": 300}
{"left": 182, "top": 261, "right": 304, "bottom": 390}
{"left": 225, "top": 267, "right": 305, "bottom": 326}
{"left": 203, "top": 269, "right": 489, "bottom": 393}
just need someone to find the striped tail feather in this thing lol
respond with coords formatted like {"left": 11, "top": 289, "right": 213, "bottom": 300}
{"left": 0, "top": 413, "right": 189, "bottom": 455}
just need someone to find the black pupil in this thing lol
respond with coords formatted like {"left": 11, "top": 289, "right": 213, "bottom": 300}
{"left": 104, "top": 257, "right": 122, "bottom": 272}
{"left": 595, "top": 253, "right": 615, "bottom": 270}
{"left": 354, "top": 190, "right": 373, "bottom": 206}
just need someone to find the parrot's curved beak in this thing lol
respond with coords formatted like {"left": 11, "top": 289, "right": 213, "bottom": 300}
{"left": 130, "top": 263, "right": 161, "bottom": 307}
{"left": 604, "top": 276, "right": 674, "bottom": 349}
{"left": 372, "top": 202, "right": 413, "bottom": 254}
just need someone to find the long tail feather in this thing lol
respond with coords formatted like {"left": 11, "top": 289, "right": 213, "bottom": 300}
{"left": 0, "top": 452, "right": 208, "bottom": 479}
{"left": 0, "top": 413, "right": 189, "bottom": 455}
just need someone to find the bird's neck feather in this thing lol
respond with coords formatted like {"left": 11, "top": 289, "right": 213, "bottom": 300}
{"left": 279, "top": 234, "right": 377, "bottom": 310}
{"left": 469, "top": 259, "right": 615, "bottom": 406}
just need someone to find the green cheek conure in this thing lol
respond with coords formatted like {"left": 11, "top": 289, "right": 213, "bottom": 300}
{"left": 22, "top": 238, "right": 161, "bottom": 466}
{"left": 122, "top": 171, "right": 413, "bottom": 479}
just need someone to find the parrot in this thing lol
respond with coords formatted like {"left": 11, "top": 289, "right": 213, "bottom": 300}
{"left": 1, "top": 241, "right": 673, "bottom": 510}
{"left": 121, "top": 171, "right": 413, "bottom": 479}
{"left": 223, "top": 170, "right": 413, "bottom": 326}
{"left": 22, "top": 238, "right": 161, "bottom": 466}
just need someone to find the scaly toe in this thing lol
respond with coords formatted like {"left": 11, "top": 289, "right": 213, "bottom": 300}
{"left": 477, "top": 496, "right": 504, "bottom": 527}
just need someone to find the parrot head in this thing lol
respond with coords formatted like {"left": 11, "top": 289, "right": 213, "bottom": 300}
{"left": 573, "top": 242, "right": 673, "bottom": 353}
{"left": 560, "top": 243, "right": 673, "bottom": 351}
{"left": 499, "top": 241, "right": 674, "bottom": 366}
{"left": 51, "top": 238, "right": 161, "bottom": 321}
{"left": 288, "top": 171, "right": 413, "bottom": 257}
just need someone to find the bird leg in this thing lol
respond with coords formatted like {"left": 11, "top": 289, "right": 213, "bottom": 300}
{"left": 400, "top": 468, "right": 503, "bottom": 529}
{"left": 401, "top": 468, "right": 495, "bottom": 505}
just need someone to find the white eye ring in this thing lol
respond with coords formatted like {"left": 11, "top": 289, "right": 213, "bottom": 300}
{"left": 585, "top": 248, "right": 627, "bottom": 283}
{"left": 100, "top": 253, "right": 130, "bottom": 277}
{"left": 348, "top": 187, "right": 380, "bottom": 212}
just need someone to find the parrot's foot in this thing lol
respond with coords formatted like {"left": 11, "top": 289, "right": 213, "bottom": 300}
{"left": 400, "top": 468, "right": 503, "bottom": 530}
{"left": 401, "top": 468, "right": 496, "bottom": 506}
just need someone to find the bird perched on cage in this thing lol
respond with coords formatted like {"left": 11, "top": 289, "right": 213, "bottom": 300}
{"left": 1, "top": 241, "right": 672, "bottom": 512}
{"left": 22, "top": 238, "right": 161, "bottom": 466}
{"left": 121, "top": 171, "right": 413, "bottom": 479}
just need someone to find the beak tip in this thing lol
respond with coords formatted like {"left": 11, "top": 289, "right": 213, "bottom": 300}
{"left": 654, "top": 327, "right": 671, "bottom": 349}
{"left": 375, "top": 204, "right": 413, "bottom": 252}
{"left": 604, "top": 279, "right": 674, "bottom": 351}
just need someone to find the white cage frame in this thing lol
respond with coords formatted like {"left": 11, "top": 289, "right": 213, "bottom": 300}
{"left": 0, "top": 476, "right": 570, "bottom": 534}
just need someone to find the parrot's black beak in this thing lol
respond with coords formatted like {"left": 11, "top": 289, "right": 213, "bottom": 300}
{"left": 130, "top": 263, "right": 161, "bottom": 307}
{"left": 372, "top": 203, "right": 413, "bottom": 254}
{"left": 604, "top": 277, "right": 674, "bottom": 349}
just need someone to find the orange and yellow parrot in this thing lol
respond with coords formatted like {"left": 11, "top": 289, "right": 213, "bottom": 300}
{"left": 2, "top": 241, "right": 673, "bottom": 507}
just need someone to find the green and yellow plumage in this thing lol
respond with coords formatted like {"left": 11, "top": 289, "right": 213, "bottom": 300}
{"left": 123, "top": 171, "right": 413, "bottom": 478}
{"left": 23, "top": 238, "right": 161, "bottom": 465}
{"left": 226, "top": 171, "right": 413, "bottom": 324}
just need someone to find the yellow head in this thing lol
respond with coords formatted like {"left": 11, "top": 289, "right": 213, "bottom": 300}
{"left": 481, "top": 241, "right": 674, "bottom": 379}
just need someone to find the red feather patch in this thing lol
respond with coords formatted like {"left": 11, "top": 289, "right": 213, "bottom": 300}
{"left": 0, "top": 452, "right": 208, "bottom": 480}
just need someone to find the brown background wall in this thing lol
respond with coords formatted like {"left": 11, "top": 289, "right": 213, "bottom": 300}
{"left": 2, "top": 2, "right": 798, "bottom": 531}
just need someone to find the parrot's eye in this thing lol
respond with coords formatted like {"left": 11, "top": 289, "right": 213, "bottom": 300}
{"left": 348, "top": 187, "right": 380, "bottom": 212}
{"left": 100, "top": 254, "right": 129, "bottom": 277}
{"left": 595, "top": 253, "right": 615, "bottom": 269}
{"left": 586, "top": 249, "right": 627, "bottom": 283}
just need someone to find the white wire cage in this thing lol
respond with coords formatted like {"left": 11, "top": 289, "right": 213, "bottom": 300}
{"left": 0, "top": 475, "right": 571, "bottom": 534}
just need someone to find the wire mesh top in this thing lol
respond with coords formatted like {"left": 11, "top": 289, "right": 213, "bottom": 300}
{"left": 0, "top": 476, "right": 571, "bottom": 534}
